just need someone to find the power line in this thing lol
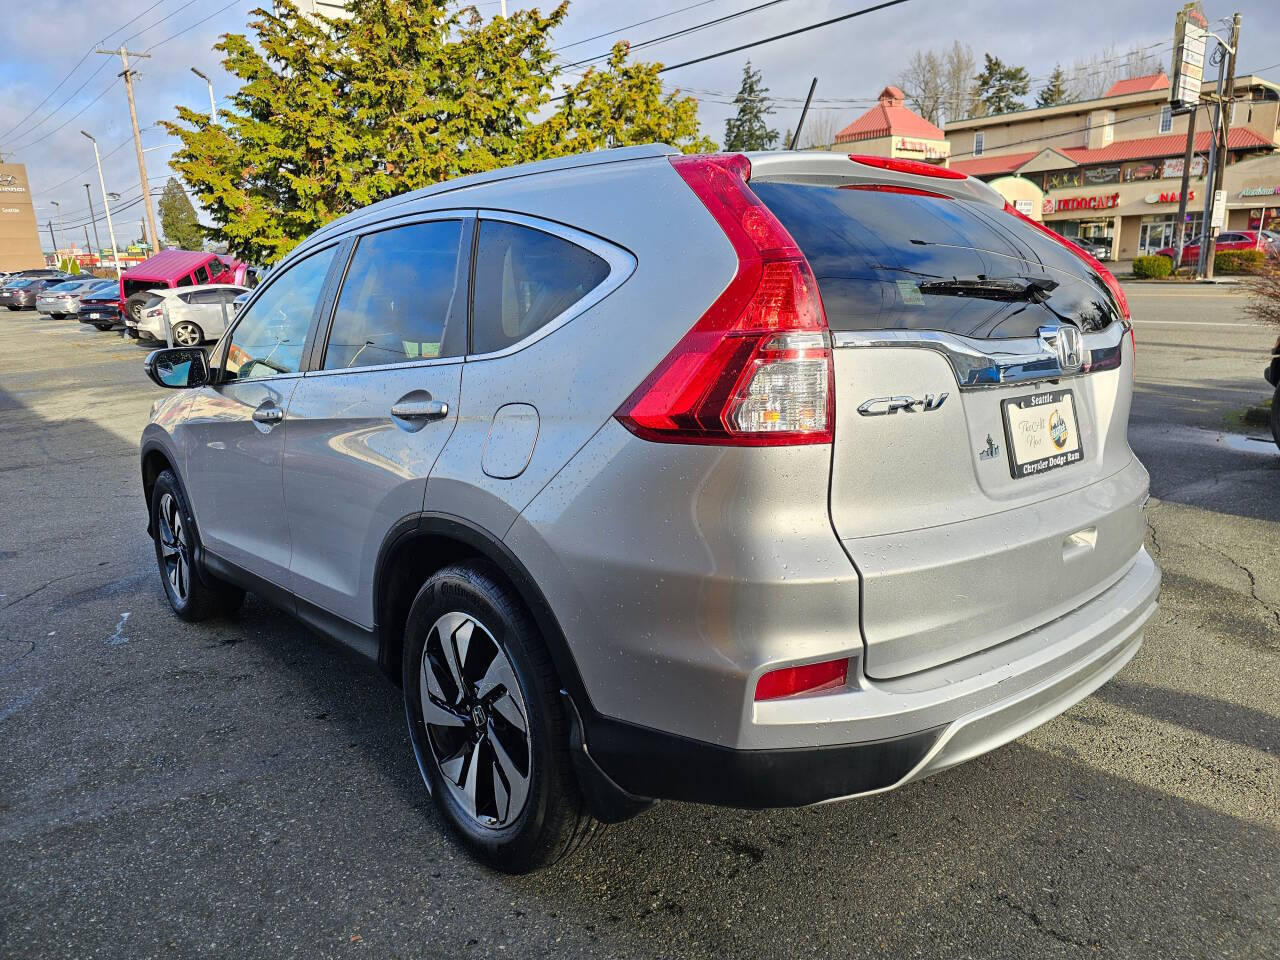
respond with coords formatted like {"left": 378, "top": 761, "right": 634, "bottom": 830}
{"left": 148, "top": 0, "right": 252, "bottom": 51}
{"left": 0, "top": 0, "right": 172, "bottom": 142}
{"left": 8, "top": 79, "right": 121, "bottom": 153}
{"left": 552, "top": 0, "right": 724, "bottom": 53}
{"left": 654, "top": 0, "right": 911, "bottom": 75}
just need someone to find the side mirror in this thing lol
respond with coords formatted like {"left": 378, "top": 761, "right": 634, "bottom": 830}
{"left": 145, "top": 347, "right": 209, "bottom": 389}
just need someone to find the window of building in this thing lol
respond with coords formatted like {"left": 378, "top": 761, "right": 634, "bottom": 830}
{"left": 973, "top": 132, "right": 984, "bottom": 156}
{"left": 1160, "top": 105, "right": 1173, "bottom": 133}
{"left": 1101, "top": 111, "right": 1114, "bottom": 145}
{"left": 322, "top": 220, "right": 465, "bottom": 370}
{"left": 470, "top": 221, "right": 610, "bottom": 355}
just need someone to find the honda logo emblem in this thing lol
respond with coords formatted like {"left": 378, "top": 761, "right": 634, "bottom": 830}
{"left": 1054, "top": 325, "right": 1083, "bottom": 374}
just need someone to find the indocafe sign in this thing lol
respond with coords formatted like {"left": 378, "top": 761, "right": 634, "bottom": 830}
{"left": 0, "top": 164, "right": 45, "bottom": 271}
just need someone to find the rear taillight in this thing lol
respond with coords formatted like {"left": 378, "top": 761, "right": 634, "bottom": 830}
{"left": 1004, "top": 202, "right": 1130, "bottom": 321}
{"left": 615, "top": 154, "right": 833, "bottom": 446}
{"left": 848, "top": 154, "right": 968, "bottom": 180}
{"left": 755, "top": 658, "right": 849, "bottom": 701}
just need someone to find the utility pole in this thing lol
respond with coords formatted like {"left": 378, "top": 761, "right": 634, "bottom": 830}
{"left": 98, "top": 46, "right": 159, "bottom": 262}
{"left": 84, "top": 183, "right": 103, "bottom": 260}
{"left": 84, "top": 226, "right": 92, "bottom": 265}
{"left": 499, "top": 0, "right": 507, "bottom": 15}
{"left": 47, "top": 221, "right": 57, "bottom": 258}
{"left": 1171, "top": 106, "right": 1198, "bottom": 276}
{"left": 1202, "top": 12, "right": 1241, "bottom": 281}
{"left": 82, "top": 130, "right": 122, "bottom": 277}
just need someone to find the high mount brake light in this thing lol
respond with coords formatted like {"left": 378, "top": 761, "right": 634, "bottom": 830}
{"left": 755, "top": 658, "right": 849, "bottom": 701}
{"left": 616, "top": 154, "right": 833, "bottom": 446}
{"left": 1003, "top": 202, "right": 1131, "bottom": 321}
{"left": 848, "top": 154, "right": 968, "bottom": 180}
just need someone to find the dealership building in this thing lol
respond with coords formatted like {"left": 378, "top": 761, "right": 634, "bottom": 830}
{"left": 945, "top": 73, "right": 1280, "bottom": 260}
{"left": 0, "top": 163, "right": 45, "bottom": 272}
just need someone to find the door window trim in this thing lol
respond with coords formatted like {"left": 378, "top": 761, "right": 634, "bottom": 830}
{"left": 304, "top": 210, "right": 475, "bottom": 378}
{"left": 207, "top": 239, "right": 345, "bottom": 384}
{"left": 465, "top": 209, "right": 636, "bottom": 361}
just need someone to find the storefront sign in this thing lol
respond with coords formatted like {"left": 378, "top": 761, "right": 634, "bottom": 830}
{"left": 1124, "top": 162, "right": 1161, "bottom": 182}
{"left": 1161, "top": 156, "right": 1206, "bottom": 179}
{"left": 1144, "top": 189, "right": 1195, "bottom": 204}
{"left": 1171, "top": 5, "right": 1209, "bottom": 110}
{"left": 1084, "top": 165, "right": 1121, "bottom": 185}
{"left": 0, "top": 174, "right": 28, "bottom": 194}
{"left": 895, "top": 138, "right": 947, "bottom": 159}
{"left": 1240, "top": 185, "right": 1280, "bottom": 198}
{"left": 1045, "top": 169, "right": 1083, "bottom": 190}
{"left": 1052, "top": 193, "right": 1120, "bottom": 213}
{"left": 1211, "top": 189, "right": 1226, "bottom": 229}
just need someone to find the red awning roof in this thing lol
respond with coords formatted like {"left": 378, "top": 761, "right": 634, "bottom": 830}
{"left": 834, "top": 85, "right": 945, "bottom": 144}
{"left": 1103, "top": 73, "right": 1170, "bottom": 98}
{"left": 949, "top": 128, "right": 1273, "bottom": 177}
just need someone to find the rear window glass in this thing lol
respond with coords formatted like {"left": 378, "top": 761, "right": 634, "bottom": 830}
{"left": 750, "top": 180, "right": 1118, "bottom": 339}
{"left": 471, "top": 221, "right": 610, "bottom": 355}
{"left": 123, "top": 278, "right": 156, "bottom": 300}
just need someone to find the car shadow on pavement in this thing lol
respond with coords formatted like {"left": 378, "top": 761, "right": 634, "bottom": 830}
{"left": 1093, "top": 678, "right": 1278, "bottom": 754}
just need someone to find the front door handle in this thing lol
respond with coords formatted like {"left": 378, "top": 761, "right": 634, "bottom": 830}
{"left": 252, "top": 403, "right": 284, "bottom": 424}
{"left": 391, "top": 399, "right": 450, "bottom": 421}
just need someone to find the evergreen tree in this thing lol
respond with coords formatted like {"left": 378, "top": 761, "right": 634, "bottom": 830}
{"left": 723, "top": 61, "right": 778, "bottom": 151}
{"left": 1035, "top": 65, "right": 1071, "bottom": 108}
{"left": 530, "top": 43, "right": 715, "bottom": 156}
{"left": 973, "top": 53, "right": 1030, "bottom": 116}
{"left": 164, "top": 1, "right": 716, "bottom": 264}
{"left": 158, "top": 177, "right": 204, "bottom": 250}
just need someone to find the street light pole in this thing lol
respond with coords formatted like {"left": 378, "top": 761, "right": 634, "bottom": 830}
{"left": 50, "top": 200, "right": 66, "bottom": 255}
{"left": 81, "top": 130, "right": 122, "bottom": 277}
{"left": 84, "top": 183, "right": 103, "bottom": 262}
{"left": 191, "top": 67, "right": 216, "bottom": 120}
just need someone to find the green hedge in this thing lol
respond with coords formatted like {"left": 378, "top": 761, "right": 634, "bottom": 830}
{"left": 1214, "top": 249, "right": 1265, "bottom": 275}
{"left": 1132, "top": 255, "right": 1173, "bottom": 279}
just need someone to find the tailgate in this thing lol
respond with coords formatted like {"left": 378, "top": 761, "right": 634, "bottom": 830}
{"left": 751, "top": 175, "right": 1147, "bottom": 679}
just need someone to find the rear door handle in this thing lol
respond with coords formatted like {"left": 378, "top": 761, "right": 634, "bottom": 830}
{"left": 252, "top": 403, "right": 284, "bottom": 424}
{"left": 391, "top": 399, "right": 449, "bottom": 421}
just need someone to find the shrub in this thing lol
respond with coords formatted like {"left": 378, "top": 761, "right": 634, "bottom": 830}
{"left": 1214, "top": 249, "right": 1265, "bottom": 275}
{"left": 1243, "top": 260, "right": 1280, "bottom": 327}
{"left": 1132, "top": 255, "right": 1173, "bottom": 279}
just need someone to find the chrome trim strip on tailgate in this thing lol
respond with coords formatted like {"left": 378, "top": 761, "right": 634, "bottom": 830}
{"left": 832, "top": 323, "right": 1125, "bottom": 390}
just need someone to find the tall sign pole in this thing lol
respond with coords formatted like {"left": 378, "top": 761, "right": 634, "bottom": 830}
{"left": 98, "top": 47, "right": 159, "bottom": 258}
{"left": 1202, "top": 12, "right": 1241, "bottom": 281}
{"left": 82, "top": 130, "right": 122, "bottom": 277}
{"left": 84, "top": 183, "right": 103, "bottom": 260}
{"left": 1169, "top": 3, "right": 1208, "bottom": 276}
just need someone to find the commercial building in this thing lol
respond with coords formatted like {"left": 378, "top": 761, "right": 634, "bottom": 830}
{"left": 831, "top": 86, "right": 950, "bottom": 164}
{"left": 946, "top": 73, "right": 1280, "bottom": 260}
{"left": 0, "top": 163, "right": 46, "bottom": 272}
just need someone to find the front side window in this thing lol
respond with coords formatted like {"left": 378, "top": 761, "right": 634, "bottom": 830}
{"left": 323, "top": 220, "right": 464, "bottom": 370}
{"left": 195, "top": 264, "right": 210, "bottom": 285}
{"left": 471, "top": 220, "right": 610, "bottom": 355}
{"left": 223, "top": 247, "right": 337, "bottom": 382}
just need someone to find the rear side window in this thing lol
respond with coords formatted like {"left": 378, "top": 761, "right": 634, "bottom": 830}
{"left": 195, "top": 264, "right": 210, "bottom": 284}
{"left": 176, "top": 274, "right": 193, "bottom": 287}
{"left": 471, "top": 221, "right": 610, "bottom": 355}
{"left": 323, "top": 220, "right": 465, "bottom": 370}
{"left": 750, "top": 180, "right": 1118, "bottom": 338}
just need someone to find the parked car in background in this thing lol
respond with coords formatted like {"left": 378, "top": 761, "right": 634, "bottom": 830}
{"left": 231, "top": 290, "right": 250, "bottom": 314}
{"left": 1076, "top": 238, "right": 1113, "bottom": 261}
{"left": 139, "top": 146, "right": 1158, "bottom": 873}
{"left": 77, "top": 286, "right": 125, "bottom": 329}
{"left": 5, "top": 268, "right": 77, "bottom": 282}
{"left": 36, "top": 278, "right": 116, "bottom": 319}
{"left": 1154, "top": 230, "right": 1276, "bottom": 265}
{"left": 2, "top": 276, "right": 68, "bottom": 310}
{"left": 121, "top": 250, "right": 247, "bottom": 324}
{"left": 128, "top": 284, "right": 249, "bottom": 345}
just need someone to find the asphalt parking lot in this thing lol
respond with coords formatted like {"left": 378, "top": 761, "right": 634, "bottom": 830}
{"left": 1, "top": 285, "right": 1277, "bottom": 959}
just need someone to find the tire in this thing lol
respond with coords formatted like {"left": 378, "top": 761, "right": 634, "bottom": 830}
{"left": 6, "top": 306, "right": 18, "bottom": 311}
{"left": 51, "top": 313, "right": 64, "bottom": 320}
{"left": 1271, "top": 387, "right": 1280, "bottom": 452}
{"left": 171, "top": 320, "right": 204, "bottom": 347}
{"left": 150, "top": 469, "right": 245, "bottom": 622}
{"left": 92, "top": 323, "right": 113, "bottom": 331}
{"left": 402, "top": 562, "right": 597, "bottom": 873}
{"left": 125, "top": 292, "right": 151, "bottom": 324}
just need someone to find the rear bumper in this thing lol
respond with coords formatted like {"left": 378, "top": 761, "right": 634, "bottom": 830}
{"left": 584, "top": 547, "right": 1159, "bottom": 808}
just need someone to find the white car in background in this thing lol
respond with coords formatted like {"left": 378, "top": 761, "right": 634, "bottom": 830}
{"left": 129, "top": 284, "right": 248, "bottom": 346}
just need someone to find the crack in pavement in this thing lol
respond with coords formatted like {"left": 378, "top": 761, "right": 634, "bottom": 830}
{"left": 993, "top": 893, "right": 1096, "bottom": 950}
{"left": 1211, "top": 545, "right": 1280, "bottom": 629}
{"left": 1145, "top": 511, "right": 1163, "bottom": 557}
{"left": 0, "top": 572, "right": 83, "bottom": 612}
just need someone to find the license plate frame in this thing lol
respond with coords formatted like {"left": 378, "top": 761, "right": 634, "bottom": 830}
{"left": 1000, "top": 389, "right": 1084, "bottom": 479}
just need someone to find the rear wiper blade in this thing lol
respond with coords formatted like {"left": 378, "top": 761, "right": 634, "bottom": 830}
{"left": 917, "top": 276, "right": 1059, "bottom": 303}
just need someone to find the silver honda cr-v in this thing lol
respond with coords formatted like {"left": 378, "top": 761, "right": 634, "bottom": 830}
{"left": 141, "top": 145, "right": 1159, "bottom": 872}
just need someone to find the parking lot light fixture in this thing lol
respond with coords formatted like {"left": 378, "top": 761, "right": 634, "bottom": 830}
{"left": 191, "top": 68, "right": 216, "bottom": 121}
{"left": 81, "top": 130, "right": 122, "bottom": 278}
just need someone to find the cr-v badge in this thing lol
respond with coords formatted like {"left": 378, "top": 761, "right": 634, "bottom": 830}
{"left": 857, "top": 393, "right": 949, "bottom": 416}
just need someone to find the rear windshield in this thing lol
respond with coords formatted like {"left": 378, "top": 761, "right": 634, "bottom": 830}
{"left": 751, "top": 180, "right": 1119, "bottom": 339}
{"left": 123, "top": 278, "right": 158, "bottom": 300}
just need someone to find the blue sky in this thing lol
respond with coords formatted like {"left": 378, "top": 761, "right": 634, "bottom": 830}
{"left": 3, "top": 0, "right": 1278, "bottom": 251}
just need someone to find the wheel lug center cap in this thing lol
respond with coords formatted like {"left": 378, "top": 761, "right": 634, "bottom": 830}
{"left": 470, "top": 703, "right": 486, "bottom": 729}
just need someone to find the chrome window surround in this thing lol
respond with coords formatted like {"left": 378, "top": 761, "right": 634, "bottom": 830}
{"left": 465, "top": 209, "right": 637, "bottom": 362}
{"left": 832, "top": 322, "right": 1125, "bottom": 390}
